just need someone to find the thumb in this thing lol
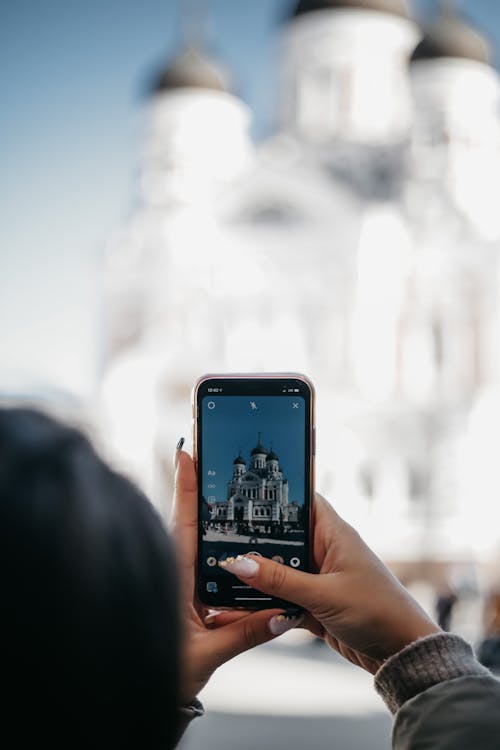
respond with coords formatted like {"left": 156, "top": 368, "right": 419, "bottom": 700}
{"left": 209, "top": 608, "right": 304, "bottom": 665}
{"left": 219, "top": 555, "right": 326, "bottom": 612}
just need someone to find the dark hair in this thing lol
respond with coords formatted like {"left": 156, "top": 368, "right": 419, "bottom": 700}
{"left": 0, "top": 408, "right": 180, "bottom": 748}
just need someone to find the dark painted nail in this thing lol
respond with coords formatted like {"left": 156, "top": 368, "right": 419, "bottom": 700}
{"left": 174, "top": 437, "right": 185, "bottom": 470}
{"left": 282, "top": 607, "right": 303, "bottom": 618}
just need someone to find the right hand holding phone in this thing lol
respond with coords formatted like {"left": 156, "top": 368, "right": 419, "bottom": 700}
{"left": 219, "top": 494, "right": 441, "bottom": 674}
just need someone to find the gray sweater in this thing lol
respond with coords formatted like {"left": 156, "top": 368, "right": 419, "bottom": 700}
{"left": 375, "top": 632, "right": 500, "bottom": 748}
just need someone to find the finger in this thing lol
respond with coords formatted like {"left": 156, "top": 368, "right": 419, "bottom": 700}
{"left": 204, "top": 610, "right": 252, "bottom": 628}
{"left": 170, "top": 450, "right": 198, "bottom": 591}
{"left": 313, "top": 492, "right": 346, "bottom": 531}
{"left": 209, "top": 608, "right": 304, "bottom": 665}
{"left": 205, "top": 609, "right": 315, "bottom": 635}
{"left": 170, "top": 450, "right": 197, "bottom": 529}
{"left": 218, "top": 555, "right": 330, "bottom": 613}
{"left": 296, "top": 611, "right": 325, "bottom": 639}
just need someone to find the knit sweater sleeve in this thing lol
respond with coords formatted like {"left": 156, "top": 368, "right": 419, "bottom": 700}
{"left": 174, "top": 698, "right": 205, "bottom": 746}
{"left": 374, "top": 632, "right": 491, "bottom": 714}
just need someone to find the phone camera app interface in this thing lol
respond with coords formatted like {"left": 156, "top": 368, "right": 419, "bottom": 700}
{"left": 200, "top": 395, "right": 307, "bottom": 580}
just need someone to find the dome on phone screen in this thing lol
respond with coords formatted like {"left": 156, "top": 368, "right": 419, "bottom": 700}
{"left": 152, "top": 47, "right": 229, "bottom": 93}
{"left": 410, "top": 9, "right": 490, "bottom": 65}
{"left": 291, "top": 0, "right": 410, "bottom": 20}
{"left": 267, "top": 450, "right": 279, "bottom": 461}
{"left": 251, "top": 437, "right": 267, "bottom": 455}
{"left": 233, "top": 454, "right": 246, "bottom": 465}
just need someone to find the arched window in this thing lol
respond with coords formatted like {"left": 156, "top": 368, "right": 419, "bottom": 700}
{"left": 408, "top": 463, "right": 428, "bottom": 501}
{"left": 359, "top": 464, "right": 375, "bottom": 499}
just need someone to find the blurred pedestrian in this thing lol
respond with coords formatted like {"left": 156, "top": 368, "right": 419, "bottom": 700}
{"left": 436, "top": 583, "right": 458, "bottom": 631}
{"left": 478, "top": 589, "right": 500, "bottom": 674}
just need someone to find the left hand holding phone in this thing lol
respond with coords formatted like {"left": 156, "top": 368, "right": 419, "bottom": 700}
{"left": 170, "top": 447, "right": 303, "bottom": 705}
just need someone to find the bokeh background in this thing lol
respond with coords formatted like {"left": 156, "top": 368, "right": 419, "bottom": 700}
{"left": 3, "top": 1, "right": 500, "bottom": 747}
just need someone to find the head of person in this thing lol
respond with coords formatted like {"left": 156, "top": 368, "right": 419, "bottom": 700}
{"left": 0, "top": 407, "right": 180, "bottom": 749}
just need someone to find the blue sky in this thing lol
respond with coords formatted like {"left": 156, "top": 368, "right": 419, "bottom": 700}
{"left": 1, "top": 0, "right": 499, "bottom": 397}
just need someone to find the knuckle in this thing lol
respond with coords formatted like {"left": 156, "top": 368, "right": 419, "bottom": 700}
{"left": 269, "top": 561, "right": 288, "bottom": 592}
{"left": 242, "top": 620, "right": 260, "bottom": 650}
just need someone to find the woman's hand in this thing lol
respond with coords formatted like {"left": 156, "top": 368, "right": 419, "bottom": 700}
{"left": 218, "top": 493, "right": 440, "bottom": 674}
{"left": 170, "top": 449, "right": 302, "bottom": 704}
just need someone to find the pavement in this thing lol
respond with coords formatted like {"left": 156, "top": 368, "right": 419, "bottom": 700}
{"left": 178, "top": 631, "right": 392, "bottom": 750}
{"left": 203, "top": 529, "right": 303, "bottom": 546}
{"left": 179, "top": 710, "right": 392, "bottom": 750}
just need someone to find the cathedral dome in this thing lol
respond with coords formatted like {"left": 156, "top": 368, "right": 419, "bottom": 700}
{"left": 267, "top": 450, "right": 279, "bottom": 461}
{"left": 152, "top": 47, "right": 229, "bottom": 94}
{"left": 410, "top": 11, "right": 490, "bottom": 66}
{"left": 291, "top": 0, "right": 410, "bottom": 20}
{"left": 251, "top": 439, "right": 267, "bottom": 456}
{"left": 233, "top": 454, "right": 246, "bottom": 465}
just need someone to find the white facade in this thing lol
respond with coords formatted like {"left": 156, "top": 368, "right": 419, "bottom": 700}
{"left": 208, "top": 440, "right": 299, "bottom": 531}
{"left": 101, "top": 5, "right": 500, "bottom": 576}
{"left": 281, "top": 9, "right": 418, "bottom": 143}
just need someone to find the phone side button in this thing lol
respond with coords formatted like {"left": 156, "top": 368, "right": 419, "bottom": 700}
{"left": 312, "top": 427, "right": 316, "bottom": 455}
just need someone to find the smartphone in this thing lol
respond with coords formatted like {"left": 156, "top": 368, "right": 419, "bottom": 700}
{"left": 192, "top": 373, "right": 315, "bottom": 609}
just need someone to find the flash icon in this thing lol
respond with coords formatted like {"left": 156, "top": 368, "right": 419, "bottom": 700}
{"left": 250, "top": 401, "right": 258, "bottom": 410}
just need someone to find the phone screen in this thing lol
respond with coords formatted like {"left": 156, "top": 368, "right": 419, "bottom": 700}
{"left": 194, "top": 375, "right": 314, "bottom": 609}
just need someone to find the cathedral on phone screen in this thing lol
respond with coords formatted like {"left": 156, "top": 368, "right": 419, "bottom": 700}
{"left": 201, "top": 397, "right": 306, "bottom": 570}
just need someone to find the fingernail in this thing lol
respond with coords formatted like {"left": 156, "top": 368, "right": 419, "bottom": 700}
{"left": 218, "top": 554, "right": 259, "bottom": 578}
{"left": 174, "top": 437, "right": 185, "bottom": 469}
{"left": 268, "top": 612, "right": 304, "bottom": 636}
{"left": 204, "top": 612, "right": 219, "bottom": 625}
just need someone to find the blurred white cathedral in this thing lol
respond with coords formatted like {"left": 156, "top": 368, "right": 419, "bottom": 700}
{"left": 101, "top": 0, "right": 500, "bottom": 583}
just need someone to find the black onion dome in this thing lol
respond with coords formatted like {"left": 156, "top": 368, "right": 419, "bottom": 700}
{"left": 153, "top": 48, "right": 229, "bottom": 94}
{"left": 267, "top": 450, "right": 279, "bottom": 461}
{"left": 251, "top": 441, "right": 267, "bottom": 456}
{"left": 410, "top": 12, "right": 490, "bottom": 65}
{"left": 292, "top": 0, "right": 410, "bottom": 20}
{"left": 233, "top": 454, "right": 246, "bottom": 465}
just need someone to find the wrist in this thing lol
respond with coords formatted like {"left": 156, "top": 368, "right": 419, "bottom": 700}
{"left": 362, "top": 615, "right": 441, "bottom": 674}
{"left": 387, "top": 620, "right": 441, "bottom": 662}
